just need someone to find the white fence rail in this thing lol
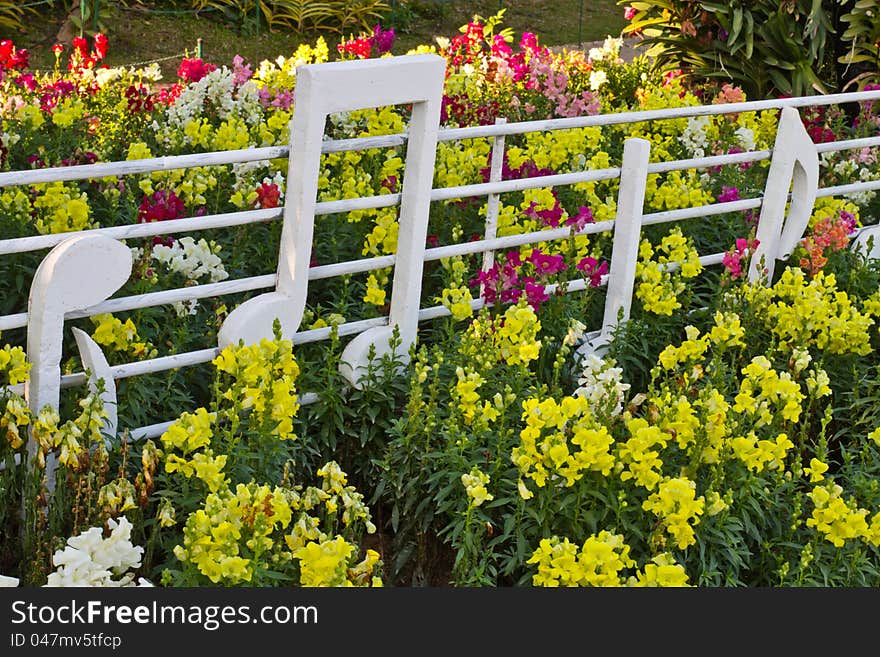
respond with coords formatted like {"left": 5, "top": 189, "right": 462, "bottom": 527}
{"left": 2, "top": 55, "right": 880, "bottom": 461}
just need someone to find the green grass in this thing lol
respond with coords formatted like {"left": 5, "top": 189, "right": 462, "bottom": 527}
{"left": 10, "top": 0, "right": 627, "bottom": 79}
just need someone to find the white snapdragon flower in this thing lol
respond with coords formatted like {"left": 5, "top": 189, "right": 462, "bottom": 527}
{"left": 139, "top": 62, "right": 163, "bottom": 82}
{"left": 153, "top": 237, "right": 228, "bottom": 283}
{"left": 573, "top": 354, "right": 630, "bottom": 417}
{"left": 151, "top": 237, "right": 228, "bottom": 316}
{"left": 2, "top": 131, "right": 21, "bottom": 148}
{"left": 589, "top": 70, "right": 608, "bottom": 92}
{"left": 563, "top": 319, "right": 587, "bottom": 348}
{"left": 94, "top": 67, "right": 124, "bottom": 87}
{"left": 679, "top": 115, "right": 711, "bottom": 158}
{"left": 159, "top": 67, "right": 264, "bottom": 147}
{"left": 603, "top": 36, "right": 624, "bottom": 57}
{"left": 735, "top": 126, "right": 755, "bottom": 152}
{"left": 45, "top": 517, "right": 150, "bottom": 587}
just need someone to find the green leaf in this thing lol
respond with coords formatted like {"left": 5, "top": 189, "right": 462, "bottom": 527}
{"left": 729, "top": 7, "right": 743, "bottom": 45}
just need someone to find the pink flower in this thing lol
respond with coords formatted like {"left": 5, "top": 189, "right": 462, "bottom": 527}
{"left": 520, "top": 32, "right": 539, "bottom": 53}
{"left": 232, "top": 55, "right": 253, "bottom": 86}
{"left": 624, "top": 6, "right": 638, "bottom": 20}
{"left": 722, "top": 237, "right": 759, "bottom": 280}
{"left": 491, "top": 34, "right": 512, "bottom": 58}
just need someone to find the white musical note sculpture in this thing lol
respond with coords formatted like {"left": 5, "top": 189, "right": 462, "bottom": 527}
{"left": 748, "top": 106, "right": 819, "bottom": 283}
{"left": 576, "top": 138, "right": 651, "bottom": 359}
{"left": 26, "top": 234, "right": 131, "bottom": 490}
{"left": 217, "top": 54, "right": 446, "bottom": 388}
{"left": 852, "top": 228, "right": 880, "bottom": 260}
{"left": 72, "top": 327, "right": 119, "bottom": 446}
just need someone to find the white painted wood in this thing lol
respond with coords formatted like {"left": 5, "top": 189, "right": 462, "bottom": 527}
{"left": 216, "top": 54, "right": 446, "bottom": 388}
{"left": 748, "top": 106, "right": 819, "bottom": 283}
{"left": 336, "top": 58, "right": 445, "bottom": 386}
{"left": 0, "top": 146, "right": 289, "bottom": 188}
{"left": 431, "top": 168, "right": 619, "bottom": 202}
{"left": 71, "top": 328, "right": 118, "bottom": 445}
{"left": 647, "top": 150, "right": 770, "bottom": 174}
{"left": 3, "top": 84, "right": 880, "bottom": 462}
{"left": 642, "top": 199, "right": 764, "bottom": 226}
{"left": 0, "top": 208, "right": 282, "bottom": 257}
{"left": 815, "top": 136, "right": 880, "bottom": 154}
{"left": 437, "top": 89, "right": 880, "bottom": 143}
{"left": 481, "top": 118, "right": 507, "bottom": 297}
{"left": 25, "top": 235, "right": 131, "bottom": 489}
{"left": 817, "top": 179, "right": 880, "bottom": 199}
{"left": 577, "top": 138, "right": 651, "bottom": 360}
{"left": 0, "top": 91, "right": 876, "bottom": 192}
{"left": 852, "top": 226, "right": 880, "bottom": 260}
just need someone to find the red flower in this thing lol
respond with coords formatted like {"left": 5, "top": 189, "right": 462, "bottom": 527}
{"left": 138, "top": 190, "right": 187, "bottom": 223}
{"left": 0, "top": 40, "right": 29, "bottom": 71}
{"left": 255, "top": 182, "right": 281, "bottom": 209}
{"left": 337, "top": 36, "right": 372, "bottom": 60}
{"left": 94, "top": 33, "right": 108, "bottom": 60}
{"left": 177, "top": 58, "right": 217, "bottom": 83}
{"left": 125, "top": 84, "right": 155, "bottom": 113}
{"left": 73, "top": 36, "right": 89, "bottom": 59}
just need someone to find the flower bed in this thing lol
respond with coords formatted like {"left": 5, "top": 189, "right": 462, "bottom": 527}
{"left": 2, "top": 14, "right": 880, "bottom": 587}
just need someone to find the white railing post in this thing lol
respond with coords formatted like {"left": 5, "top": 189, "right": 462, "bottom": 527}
{"left": 748, "top": 106, "right": 819, "bottom": 283}
{"left": 577, "top": 137, "right": 651, "bottom": 358}
{"left": 25, "top": 234, "right": 131, "bottom": 490}
{"left": 217, "top": 54, "right": 446, "bottom": 389}
{"left": 480, "top": 117, "right": 508, "bottom": 298}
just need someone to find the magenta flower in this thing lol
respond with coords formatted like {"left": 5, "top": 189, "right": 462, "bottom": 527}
{"left": 717, "top": 186, "right": 740, "bottom": 203}
{"left": 524, "top": 280, "right": 549, "bottom": 309}
{"left": 370, "top": 24, "right": 395, "bottom": 55}
{"left": 576, "top": 257, "right": 609, "bottom": 287}
{"left": 505, "top": 250, "right": 522, "bottom": 268}
{"left": 524, "top": 197, "right": 564, "bottom": 227}
{"left": 566, "top": 206, "right": 595, "bottom": 231}
{"left": 527, "top": 249, "right": 567, "bottom": 277}
{"left": 519, "top": 32, "right": 540, "bottom": 53}
{"left": 491, "top": 34, "right": 512, "bottom": 58}
{"left": 138, "top": 190, "right": 187, "bottom": 223}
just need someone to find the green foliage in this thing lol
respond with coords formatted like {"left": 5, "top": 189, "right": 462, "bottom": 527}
{"left": 0, "top": 0, "right": 26, "bottom": 32}
{"left": 189, "top": 0, "right": 390, "bottom": 35}
{"left": 838, "top": 0, "right": 880, "bottom": 90}
{"left": 620, "top": 0, "right": 871, "bottom": 98}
